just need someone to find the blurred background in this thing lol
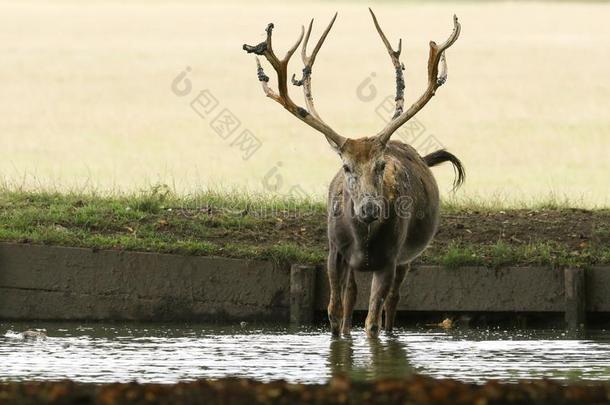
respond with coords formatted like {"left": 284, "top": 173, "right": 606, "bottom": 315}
{"left": 0, "top": 0, "right": 608, "bottom": 206}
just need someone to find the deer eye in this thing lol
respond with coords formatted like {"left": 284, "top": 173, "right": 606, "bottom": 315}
{"left": 342, "top": 164, "right": 352, "bottom": 173}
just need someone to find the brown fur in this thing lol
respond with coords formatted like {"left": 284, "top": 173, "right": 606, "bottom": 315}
{"left": 327, "top": 139, "right": 445, "bottom": 337}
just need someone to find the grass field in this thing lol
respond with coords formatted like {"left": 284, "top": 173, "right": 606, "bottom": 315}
{"left": 0, "top": 1, "right": 609, "bottom": 206}
{"left": 1, "top": 189, "right": 608, "bottom": 267}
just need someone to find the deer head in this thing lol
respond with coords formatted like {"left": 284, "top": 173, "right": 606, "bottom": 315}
{"left": 243, "top": 9, "right": 461, "bottom": 223}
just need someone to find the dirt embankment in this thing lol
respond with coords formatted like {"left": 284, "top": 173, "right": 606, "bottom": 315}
{"left": 225, "top": 207, "right": 610, "bottom": 266}
{"left": 437, "top": 209, "right": 609, "bottom": 252}
{"left": 1, "top": 376, "right": 609, "bottom": 404}
{"left": 265, "top": 208, "right": 610, "bottom": 254}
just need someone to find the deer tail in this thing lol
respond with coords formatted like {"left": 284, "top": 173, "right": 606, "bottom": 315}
{"left": 423, "top": 149, "right": 465, "bottom": 190}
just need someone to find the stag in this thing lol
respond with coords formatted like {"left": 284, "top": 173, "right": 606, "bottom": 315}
{"left": 243, "top": 9, "right": 464, "bottom": 337}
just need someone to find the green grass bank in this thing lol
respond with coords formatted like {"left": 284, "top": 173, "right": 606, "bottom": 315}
{"left": 0, "top": 189, "right": 608, "bottom": 268}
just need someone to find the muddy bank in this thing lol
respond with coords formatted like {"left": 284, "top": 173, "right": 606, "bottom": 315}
{"left": 1, "top": 376, "right": 609, "bottom": 404}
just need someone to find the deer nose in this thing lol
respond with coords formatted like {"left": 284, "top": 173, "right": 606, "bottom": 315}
{"left": 359, "top": 198, "right": 381, "bottom": 224}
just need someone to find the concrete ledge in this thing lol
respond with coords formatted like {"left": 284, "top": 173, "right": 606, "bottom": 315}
{"left": 314, "top": 266, "right": 567, "bottom": 312}
{"left": 587, "top": 266, "right": 610, "bottom": 312}
{"left": 0, "top": 243, "right": 608, "bottom": 322}
{"left": 0, "top": 243, "right": 289, "bottom": 321}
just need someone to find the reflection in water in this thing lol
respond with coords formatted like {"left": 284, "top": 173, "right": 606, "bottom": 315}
{"left": 329, "top": 337, "right": 414, "bottom": 381}
{"left": 1, "top": 322, "right": 609, "bottom": 384}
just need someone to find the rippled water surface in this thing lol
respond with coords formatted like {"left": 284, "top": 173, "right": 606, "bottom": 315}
{"left": 1, "top": 323, "right": 609, "bottom": 384}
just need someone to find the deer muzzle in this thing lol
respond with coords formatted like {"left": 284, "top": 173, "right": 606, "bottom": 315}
{"left": 357, "top": 195, "right": 382, "bottom": 224}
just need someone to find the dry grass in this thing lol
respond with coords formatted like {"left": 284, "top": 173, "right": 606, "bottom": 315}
{"left": 0, "top": 0, "right": 608, "bottom": 206}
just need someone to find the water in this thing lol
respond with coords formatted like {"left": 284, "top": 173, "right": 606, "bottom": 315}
{"left": 1, "top": 323, "right": 609, "bottom": 384}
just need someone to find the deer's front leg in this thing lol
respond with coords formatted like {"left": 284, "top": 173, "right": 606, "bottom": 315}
{"left": 327, "top": 246, "right": 346, "bottom": 337}
{"left": 340, "top": 267, "right": 357, "bottom": 337}
{"left": 365, "top": 267, "right": 395, "bottom": 338}
{"left": 383, "top": 263, "right": 409, "bottom": 332}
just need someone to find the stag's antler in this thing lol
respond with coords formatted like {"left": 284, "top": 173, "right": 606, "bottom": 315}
{"left": 369, "top": 9, "right": 461, "bottom": 145}
{"left": 369, "top": 9, "right": 405, "bottom": 120}
{"left": 243, "top": 17, "right": 346, "bottom": 150}
{"left": 291, "top": 13, "right": 337, "bottom": 124}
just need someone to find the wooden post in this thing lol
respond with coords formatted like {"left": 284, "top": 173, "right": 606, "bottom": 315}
{"left": 290, "top": 264, "right": 317, "bottom": 325}
{"left": 564, "top": 268, "right": 586, "bottom": 333}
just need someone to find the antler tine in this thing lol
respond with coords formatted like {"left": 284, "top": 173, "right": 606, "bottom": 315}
{"left": 264, "top": 23, "right": 280, "bottom": 69}
{"left": 428, "top": 14, "right": 460, "bottom": 85}
{"left": 376, "top": 14, "right": 461, "bottom": 145}
{"left": 438, "top": 15, "right": 461, "bottom": 52}
{"left": 369, "top": 8, "right": 405, "bottom": 120}
{"left": 291, "top": 13, "right": 338, "bottom": 124}
{"left": 243, "top": 19, "right": 346, "bottom": 150}
{"left": 307, "top": 12, "right": 337, "bottom": 66}
{"left": 284, "top": 26, "right": 304, "bottom": 65}
{"left": 430, "top": 15, "right": 461, "bottom": 89}
{"left": 254, "top": 57, "right": 280, "bottom": 102}
{"left": 369, "top": 8, "right": 399, "bottom": 58}
{"left": 302, "top": 19, "right": 314, "bottom": 62}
